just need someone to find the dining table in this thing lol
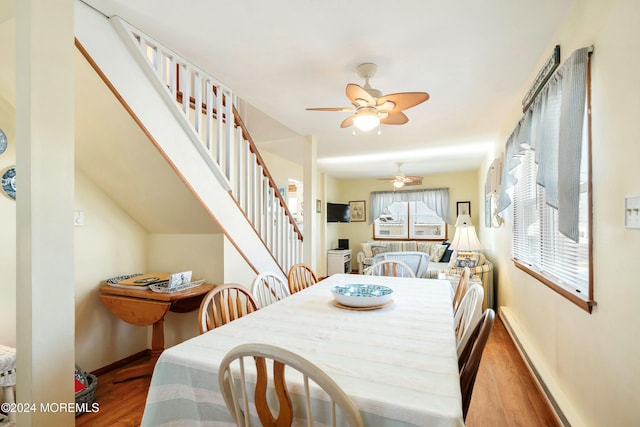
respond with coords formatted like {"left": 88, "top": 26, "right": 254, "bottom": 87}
{"left": 141, "top": 273, "right": 465, "bottom": 427}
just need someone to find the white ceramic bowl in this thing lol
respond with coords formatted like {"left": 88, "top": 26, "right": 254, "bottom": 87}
{"left": 331, "top": 284, "right": 393, "bottom": 308}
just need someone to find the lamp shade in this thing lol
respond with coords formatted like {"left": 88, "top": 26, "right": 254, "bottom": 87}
{"left": 449, "top": 214, "right": 484, "bottom": 251}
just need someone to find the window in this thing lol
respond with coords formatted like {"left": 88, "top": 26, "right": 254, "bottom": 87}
{"left": 374, "top": 201, "right": 447, "bottom": 240}
{"left": 502, "top": 47, "right": 593, "bottom": 312}
{"left": 511, "top": 146, "right": 591, "bottom": 308}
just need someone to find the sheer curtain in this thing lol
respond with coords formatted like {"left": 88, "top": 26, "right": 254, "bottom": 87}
{"left": 498, "top": 47, "right": 590, "bottom": 242}
{"left": 370, "top": 188, "right": 451, "bottom": 225}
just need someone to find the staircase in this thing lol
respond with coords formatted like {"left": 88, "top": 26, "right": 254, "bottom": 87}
{"left": 75, "top": 4, "right": 302, "bottom": 277}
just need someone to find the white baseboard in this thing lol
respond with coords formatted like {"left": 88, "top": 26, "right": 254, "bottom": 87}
{"left": 498, "top": 307, "right": 569, "bottom": 427}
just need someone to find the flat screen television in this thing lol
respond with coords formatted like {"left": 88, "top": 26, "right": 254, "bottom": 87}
{"left": 326, "top": 202, "right": 350, "bottom": 223}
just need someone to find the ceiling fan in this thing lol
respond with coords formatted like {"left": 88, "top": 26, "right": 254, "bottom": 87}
{"left": 306, "top": 63, "right": 430, "bottom": 133}
{"left": 377, "top": 163, "right": 423, "bottom": 188}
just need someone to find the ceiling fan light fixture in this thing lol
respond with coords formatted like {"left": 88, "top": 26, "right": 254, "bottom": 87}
{"left": 307, "top": 63, "right": 429, "bottom": 131}
{"left": 393, "top": 180, "right": 405, "bottom": 188}
{"left": 353, "top": 107, "right": 380, "bottom": 132}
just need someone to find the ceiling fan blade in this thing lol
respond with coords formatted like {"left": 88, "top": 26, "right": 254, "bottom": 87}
{"left": 380, "top": 111, "right": 409, "bottom": 125}
{"left": 340, "top": 115, "right": 355, "bottom": 128}
{"left": 346, "top": 83, "right": 375, "bottom": 107}
{"left": 376, "top": 177, "right": 395, "bottom": 181}
{"left": 306, "top": 107, "right": 354, "bottom": 112}
{"left": 377, "top": 92, "right": 429, "bottom": 112}
{"left": 402, "top": 175, "right": 423, "bottom": 185}
{"left": 376, "top": 100, "right": 396, "bottom": 112}
{"left": 403, "top": 175, "right": 423, "bottom": 182}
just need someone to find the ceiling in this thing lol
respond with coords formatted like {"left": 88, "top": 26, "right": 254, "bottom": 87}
{"left": 11, "top": 0, "right": 576, "bottom": 180}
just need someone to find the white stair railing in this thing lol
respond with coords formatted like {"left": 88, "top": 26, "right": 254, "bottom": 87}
{"left": 111, "top": 17, "right": 302, "bottom": 274}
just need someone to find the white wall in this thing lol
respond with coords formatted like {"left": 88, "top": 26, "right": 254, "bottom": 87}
{"left": 259, "top": 150, "right": 303, "bottom": 189}
{"left": 147, "top": 233, "right": 224, "bottom": 348}
{"left": 0, "top": 96, "right": 16, "bottom": 347}
{"left": 223, "top": 236, "right": 260, "bottom": 286}
{"left": 74, "top": 170, "right": 149, "bottom": 370}
{"left": 322, "top": 174, "right": 344, "bottom": 275}
{"left": 485, "top": 0, "right": 640, "bottom": 425}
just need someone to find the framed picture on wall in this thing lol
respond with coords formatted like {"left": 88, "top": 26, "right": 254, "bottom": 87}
{"left": 456, "top": 201, "right": 470, "bottom": 217}
{"left": 349, "top": 200, "right": 366, "bottom": 222}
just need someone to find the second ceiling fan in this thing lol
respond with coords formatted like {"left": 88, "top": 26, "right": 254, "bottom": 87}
{"left": 378, "top": 163, "right": 423, "bottom": 188}
{"left": 306, "top": 63, "right": 430, "bottom": 132}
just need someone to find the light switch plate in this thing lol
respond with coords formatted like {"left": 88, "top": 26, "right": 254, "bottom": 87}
{"left": 73, "top": 211, "right": 85, "bottom": 227}
{"left": 624, "top": 195, "right": 640, "bottom": 229}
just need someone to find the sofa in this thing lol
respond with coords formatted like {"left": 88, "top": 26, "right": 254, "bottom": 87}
{"left": 357, "top": 240, "right": 494, "bottom": 309}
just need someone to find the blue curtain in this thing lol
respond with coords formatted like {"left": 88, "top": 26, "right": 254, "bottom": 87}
{"left": 370, "top": 188, "right": 451, "bottom": 225}
{"left": 498, "top": 47, "right": 590, "bottom": 242}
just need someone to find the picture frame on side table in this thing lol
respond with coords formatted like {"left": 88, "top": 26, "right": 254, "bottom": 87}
{"left": 457, "top": 201, "right": 470, "bottom": 217}
{"left": 349, "top": 200, "right": 366, "bottom": 222}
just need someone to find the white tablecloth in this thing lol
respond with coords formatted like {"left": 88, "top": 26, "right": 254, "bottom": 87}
{"left": 141, "top": 274, "right": 464, "bottom": 427}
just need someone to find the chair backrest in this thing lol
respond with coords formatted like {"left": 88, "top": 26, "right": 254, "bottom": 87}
{"left": 197, "top": 284, "right": 259, "bottom": 334}
{"left": 364, "top": 259, "right": 416, "bottom": 278}
{"left": 453, "top": 283, "right": 484, "bottom": 357}
{"left": 218, "top": 343, "right": 364, "bottom": 427}
{"left": 372, "top": 251, "right": 430, "bottom": 278}
{"left": 287, "top": 263, "right": 318, "bottom": 294}
{"left": 251, "top": 272, "right": 290, "bottom": 308}
{"left": 458, "top": 309, "right": 495, "bottom": 420}
{"left": 452, "top": 267, "right": 471, "bottom": 312}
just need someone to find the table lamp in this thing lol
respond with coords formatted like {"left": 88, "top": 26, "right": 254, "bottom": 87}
{"left": 449, "top": 214, "right": 484, "bottom": 251}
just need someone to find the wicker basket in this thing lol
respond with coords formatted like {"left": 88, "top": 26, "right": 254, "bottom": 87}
{"left": 75, "top": 365, "right": 98, "bottom": 417}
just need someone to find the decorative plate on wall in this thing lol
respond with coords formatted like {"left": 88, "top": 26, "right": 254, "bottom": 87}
{"left": 1, "top": 166, "right": 16, "bottom": 200}
{"left": 0, "top": 128, "right": 7, "bottom": 155}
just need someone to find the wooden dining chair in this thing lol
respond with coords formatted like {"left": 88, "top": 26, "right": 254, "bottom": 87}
{"left": 452, "top": 267, "right": 471, "bottom": 312}
{"left": 453, "top": 283, "right": 484, "bottom": 357}
{"left": 364, "top": 259, "right": 416, "bottom": 278}
{"left": 287, "top": 263, "right": 318, "bottom": 294}
{"left": 197, "top": 283, "right": 259, "bottom": 334}
{"left": 372, "top": 251, "right": 430, "bottom": 278}
{"left": 458, "top": 308, "right": 495, "bottom": 420}
{"left": 218, "top": 343, "right": 364, "bottom": 427}
{"left": 250, "top": 272, "right": 290, "bottom": 308}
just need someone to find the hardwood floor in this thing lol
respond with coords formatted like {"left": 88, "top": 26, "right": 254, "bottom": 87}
{"left": 76, "top": 315, "right": 559, "bottom": 427}
{"left": 75, "top": 365, "right": 150, "bottom": 427}
{"left": 465, "top": 316, "right": 559, "bottom": 427}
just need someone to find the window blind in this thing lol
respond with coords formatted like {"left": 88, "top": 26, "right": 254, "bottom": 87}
{"left": 512, "top": 148, "right": 590, "bottom": 297}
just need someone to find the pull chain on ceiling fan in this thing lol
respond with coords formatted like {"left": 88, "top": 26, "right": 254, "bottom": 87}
{"left": 306, "top": 63, "right": 430, "bottom": 133}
